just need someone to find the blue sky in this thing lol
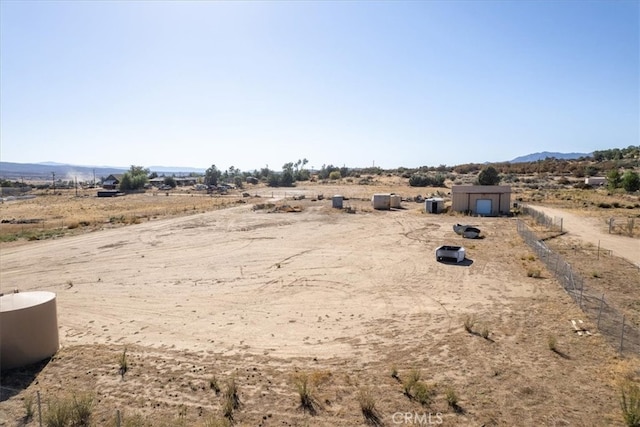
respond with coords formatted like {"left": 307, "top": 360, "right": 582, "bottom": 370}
{"left": 1, "top": 0, "right": 638, "bottom": 171}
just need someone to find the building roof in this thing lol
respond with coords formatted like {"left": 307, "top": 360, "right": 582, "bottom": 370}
{"left": 451, "top": 185, "right": 511, "bottom": 194}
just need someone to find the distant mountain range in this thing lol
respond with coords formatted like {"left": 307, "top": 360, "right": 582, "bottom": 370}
{"left": 509, "top": 151, "right": 590, "bottom": 163}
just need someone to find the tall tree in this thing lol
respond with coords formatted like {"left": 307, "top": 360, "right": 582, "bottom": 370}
{"left": 205, "top": 165, "right": 222, "bottom": 187}
{"left": 119, "top": 165, "right": 149, "bottom": 191}
{"left": 477, "top": 166, "right": 501, "bottom": 185}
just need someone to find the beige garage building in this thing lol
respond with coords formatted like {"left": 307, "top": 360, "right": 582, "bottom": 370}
{"left": 451, "top": 185, "right": 511, "bottom": 216}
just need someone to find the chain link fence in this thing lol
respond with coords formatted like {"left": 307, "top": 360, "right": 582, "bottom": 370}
{"left": 517, "top": 213, "right": 640, "bottom": 356}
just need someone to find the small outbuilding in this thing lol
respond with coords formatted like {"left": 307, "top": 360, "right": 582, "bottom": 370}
{"left": 390, "top": 194, "right": 402, "bottom": 209}
{"left": 451, "top": 185, "right": 511, "bottom": 216}
{"left": 102, "top": 174, "right": 124, "bottom": 190}
{"left": 585, "top": 177, "right": 607, "bottom": 186}
{"left": 371, "top": 193, "right": 391, "bottom": 210}
{"left": 332, "top": 195, "right": 344, "bottom": 209}
{"left": 425, "top": 198, "right": 445, "bottom": 214}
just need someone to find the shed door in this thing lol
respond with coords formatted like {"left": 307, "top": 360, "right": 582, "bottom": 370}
{"left": 476, "top": 199, "right": 492, "bottom": 216}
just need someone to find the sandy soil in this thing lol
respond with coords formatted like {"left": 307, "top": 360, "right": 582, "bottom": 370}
{"left": 528, "top": 204, "right": 640, "bottom": 267}
{"left": 1, "top": 190, "right": 638, "bottom": 426}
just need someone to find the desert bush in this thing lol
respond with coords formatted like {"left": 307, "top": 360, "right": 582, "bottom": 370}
{"left": 446, "top": 387, "right": 461, "bottom": 412}
{"left": 222, "top": 376, "right": 240, "bottom": 420}
{"left": 547, "top": 335, "right": 558, "bottom": 352}
{"left": 23, "top": 394, "right": 34, "bottom": 421}
{"left": 527, "top": 268, "right": 541, "bottom": 278}
{"left": 413, "top": 381, "right": 434, "bottom": 406}
{"left": 390, "top": 365, "right": 399, "bottom": 380}
{"left": 294, "top": 372, "right": 318, "bottom": 415}
{"left": 357, "top": 387, "right": 382, "bottom": 426}
{"left": 72, "top": 394, "right": 94, "bottom": 426}
{"left": 203, "top": 417, "right": 232, "bottom": 427}
{"left": 403, "top": 368, "right": 421, "bottom": 397}
{"left": 209, "top": 375, "right": 221, "bottom": 394}
{"left": 481, "top": 326, "right": 490, "bottom": 340}
{"left": 44, "top": 397, "right": 71, "bottom": 427}
{"left": 114, "top": 411, "right": 148, "bottom": 427}
{"left": 620, "top": 380, "right": 640, "bottom": 427}
{"left": 119, "top": 347, "right": 128, "bottom": 377}
{"left": 409, "top": 174, "right": 445, "bottom": 187}
{"left": 45, "top": 393, "right": 93, "bottom": 427}
{"left": 463, "top": 315, "right": 476, "bottom": 333}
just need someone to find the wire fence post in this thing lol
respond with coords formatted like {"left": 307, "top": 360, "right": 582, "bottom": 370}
{"left": 597, "top": 294, "right": 604, "bottom": 329}
{"left": 579, "top": 284, "right": 583, "bottom": 308}
{"left": 620, "top": 315, "right": 625, "bottom": 353}
{"left": 116, "top": 409, "right": 121, "bottom": 427}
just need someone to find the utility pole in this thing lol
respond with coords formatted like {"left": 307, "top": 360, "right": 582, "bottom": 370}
{"left": 52, "top": 172, "right": 56, "bottom": 192}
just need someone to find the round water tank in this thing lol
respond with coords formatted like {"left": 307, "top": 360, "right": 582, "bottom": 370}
{"left": 332, "top": 195, "right": 343, "bottom": 209}
{"left": 371, "top": 193, "right": 391, "bottom": 210}
{"left": 390, "top": 194, "right": 402, "bottom": 209}
{"left": 1, "top": 291, "right": 59, "bottom": 370}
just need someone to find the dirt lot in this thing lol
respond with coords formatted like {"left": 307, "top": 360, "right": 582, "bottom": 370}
{"left": 1, "top": 182, "right": 639, "bottom": 426}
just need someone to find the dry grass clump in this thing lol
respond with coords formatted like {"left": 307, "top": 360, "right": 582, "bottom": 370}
{"left": 209, "top": 375, "right": 221, "bottom": 394}
{"left": 222, "top": 376, "right": 240, "bottom": 421}
{"left": 357, "top": 387, "right": 382, "bottom": 426}
{"left": 23, "top": 394, "right": 34, "bottom": 422}
{"left": 463, "top": 314, "right": 476, "bottom": 333}
{"left": 527, "top": 268, "right": 542, "bottom": 278}
{"left": 293, "top": 371, "right": 319, "bottom": 415}
{"left": 118, "top": 347, "right": 128, "bottom": 378}
{"left": 402, "top": 368, "right": 421, "bottom": 397}
{"left": 292, "top": 370, "right": 331, "bottom": 415}
{"left": 44, "top": 393, "right": 93, "bottom": 427}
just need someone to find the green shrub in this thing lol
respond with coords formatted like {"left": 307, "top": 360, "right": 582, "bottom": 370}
{"left": 621, "top": 381, "right": 640, "bottom": 427}
{"left": 413, "top": 381, "right": 434, "bottom": 406}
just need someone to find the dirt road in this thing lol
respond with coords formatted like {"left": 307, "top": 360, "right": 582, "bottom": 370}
{"left": 528, "top": 204, "right": 639, "bottom": 267}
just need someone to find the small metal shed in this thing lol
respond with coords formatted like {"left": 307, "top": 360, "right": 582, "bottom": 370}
{"left": 332, "top": 195, "right": 344, "bottom": 209}
{"left": 425, "top": 198, "right": 444, "bottom": 214}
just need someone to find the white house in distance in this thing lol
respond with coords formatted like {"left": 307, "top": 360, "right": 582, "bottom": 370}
{"left": 451, "top": 185, "right": 512, "bottom": 216}
{"left": 585, "top": 177, "right": 607, "bottom": 186}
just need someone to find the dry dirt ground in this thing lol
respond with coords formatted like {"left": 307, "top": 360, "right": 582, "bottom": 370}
{"left": 1, "top": 185, "right": 639, "bottom": 426}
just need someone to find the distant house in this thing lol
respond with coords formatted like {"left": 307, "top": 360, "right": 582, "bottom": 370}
{"left": 451, "top": 185, "right": 511, "bottom": 216}
{"left": 585, "top": 177, "right": 607, "bottom": 186}
{"left": 102, "top": 174, "right": 124, "bottom": 190}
